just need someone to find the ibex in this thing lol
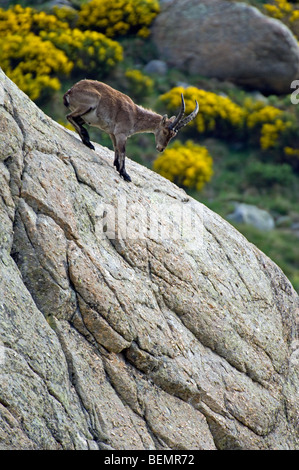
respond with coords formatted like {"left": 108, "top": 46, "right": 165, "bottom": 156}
{"left": 63, "top": 79, "right": 199, "bottom": 182}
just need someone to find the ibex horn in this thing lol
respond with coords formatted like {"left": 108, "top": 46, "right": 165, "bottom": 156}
{"left": 174, "top": 99, "right": 199, "bottom": 132}
{"left": 169, "top": 93, "right": 186, "bottom": 130}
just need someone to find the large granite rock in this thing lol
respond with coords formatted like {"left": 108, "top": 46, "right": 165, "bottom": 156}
{"left": 0, "top": 69, "right": 298, "bottom": 449}
{"left": 228, "top": 203, "right": 275, "bottom": 231}
{"left": 152, "top": 0, "right": 299, "bottom": 94}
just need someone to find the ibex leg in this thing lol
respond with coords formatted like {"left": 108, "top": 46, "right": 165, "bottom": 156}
{"left": 67, "top": 107, "right": 95, "bottom": 150}
{"left": 110, "top": 134, "right": 120, "bottom": 171}
{"left": 115, "top": 135, "right": 131, "bottom": 182}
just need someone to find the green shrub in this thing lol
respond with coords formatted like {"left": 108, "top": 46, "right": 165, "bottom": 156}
{"left": 245, "top": 161, "right": 295, "bottom": 188}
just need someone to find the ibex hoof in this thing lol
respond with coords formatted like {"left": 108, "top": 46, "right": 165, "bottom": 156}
{"left": 83, "top": 140, "right": 95, "bottom": 150}
{"left": 121, "top": 171, "right": 131, "bottom": 182}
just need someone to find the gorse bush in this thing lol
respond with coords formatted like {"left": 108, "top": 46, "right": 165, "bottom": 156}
{"left": 153, "top": 140, "right": 214, "bottom": 191}
{"left": 77, "top": 0, "right": 160, "bottom": 38}
{"left": 264, "top": 0, "right": 299, "bottom": 37}
{"left": 125, "top": 69, "right": 154, "bottom": 100}
{"left": 244, "top": 100, "right": 283, "bottom": 129}
{"left": 52, "top": 5, "right": 78, "bottom": 28}
{"left": 0, "top": 4, "right": 123, "bottom": 100}
{"left": 265, "top": 0, "right": 294, "bottom": 19}
{"left": 0, "top": 1, "right": 160, "bottom": 101}
{"left": 41, "top": 28, "right": 123, "bottom": 77}
{"left": 160, "top": 87, "right": 299, "bottom": 169}
{"left": 0, "top": 5, "right": 72, "bottom": 99}
{"left": 0, "top": 32, "right": 72, "bottom": 100}
{"left": 243, "top": 98, "right": 292, "bottom": 149}
{"left": 0, "top": 4, "right": 68, "bottom": 35}
{"left": 260, "top": 119, "right": 292, "bottom": 150}
{"left": 160, "top": 86, "right": 245, "bottom": 137}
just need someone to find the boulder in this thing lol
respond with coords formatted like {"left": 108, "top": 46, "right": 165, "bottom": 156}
{"left": 228, "top": 203, "right": 275, "bottom": 231}
{"left": 0, "top": 69, "right": 298, "bottom": 449}
{"left": 144, "top": 59, "right": 168, "bottom": 75}
{"left": 152, "top": 0, "right": 299, "bottom": 94}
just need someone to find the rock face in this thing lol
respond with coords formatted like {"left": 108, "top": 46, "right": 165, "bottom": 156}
{"left": 152, "top": 0, "right": 299, "bottom": 94}
{"left": 0, "top": 69, "right": 298, "bottom": 450}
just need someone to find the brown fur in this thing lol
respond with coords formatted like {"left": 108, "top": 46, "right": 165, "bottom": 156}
{"left": 63, "top": 79, "right": 198, "bottom": 182}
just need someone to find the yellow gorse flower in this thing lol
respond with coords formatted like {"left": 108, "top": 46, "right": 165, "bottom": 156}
{"left": 284, "top": 146, "right": 299, "bottom": 163}
{"left": 264, "top": 0, "right": 293, "bottom": 19}
{"left": 159, "top": 87, "right": 297, "bottom": 154}
{"left": 0, "top": 32, "right": 73, "bottom": 100}
{"left": 260, "top": 119, "right": 291, "bottom": 150}
{"left": 264, "top": 0, "right": 299, "bottom": 37}
{"left": 153, "top": 140, "right": 213, "bottom": 191}
{"left": 160, "top": 87, "right": 245, "bottom": 134}
{"left": 125, "top": 69, "right": 153, "bottom": 98}
{"left": 41, "top": 28, "right": 123, "bottom": 75}
{"left": 77, "top": 0, "right": 160, "bottom": 38}
{"left": 246, "top": 105, "right": 282, "bottom": 129}
{"left": 0, "top": 4, "right": 123, "bottom": 100}
{"left": 0, "top": 4, "right": 68, "bottom": 35}
{"left": 0, "top": 5, "right": 71, "bottom": 99}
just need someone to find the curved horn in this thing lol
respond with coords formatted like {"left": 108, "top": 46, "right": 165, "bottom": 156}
{"left": 169, "top": 93, "right": 185, "bottom": 130}
{"left": 174, "top": 100, "right": 199, "bottom": 131}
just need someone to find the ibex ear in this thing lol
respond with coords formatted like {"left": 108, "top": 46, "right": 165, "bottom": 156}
{"left": 169, "top": 116, "right": 176, "bottom": 123}
{"left": 162, "top": 114, "right": 168, "bottom": 125}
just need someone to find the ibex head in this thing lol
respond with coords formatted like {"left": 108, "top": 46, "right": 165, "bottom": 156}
{"left": 155, "top": 93, "right": 199, "bottom": 152}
